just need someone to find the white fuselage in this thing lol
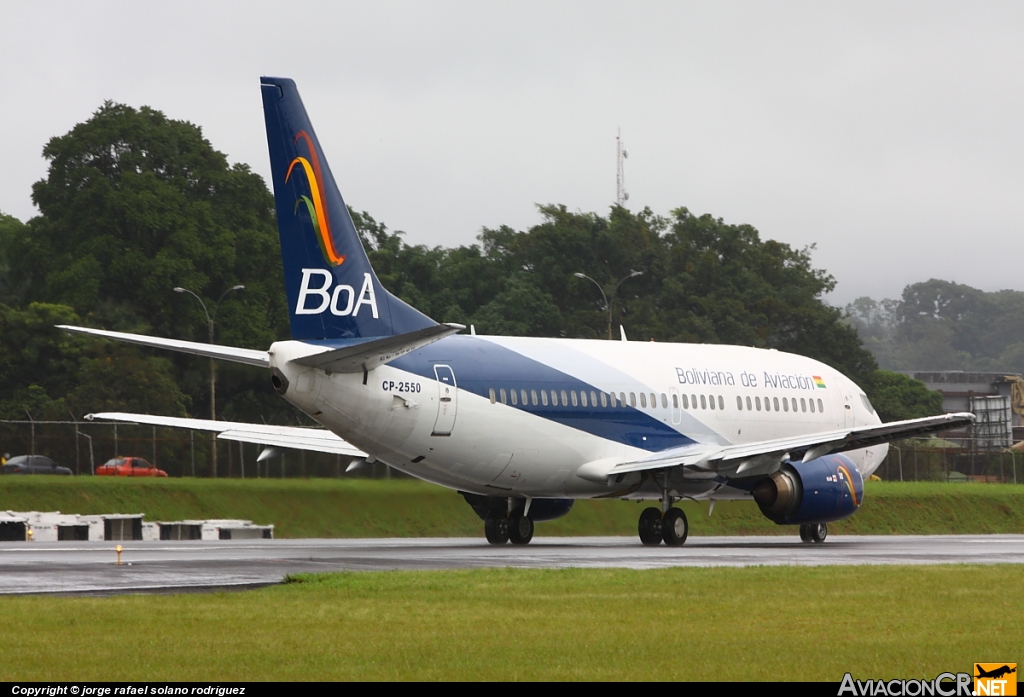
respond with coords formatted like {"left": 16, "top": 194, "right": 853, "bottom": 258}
{"left": 268, "top": 335, "right": 886, "bottom": 501}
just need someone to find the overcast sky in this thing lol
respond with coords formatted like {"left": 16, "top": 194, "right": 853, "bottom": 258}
{"left": 2, "top": 1, "right": 1021, "bottom": 306}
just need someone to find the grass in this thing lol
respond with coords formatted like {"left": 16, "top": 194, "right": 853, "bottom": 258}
{"left": 0, "top": 565, "right": 1020, "bottom": 681}
{"left": 1, "top": 477, "right": 1023, "bottom": 537}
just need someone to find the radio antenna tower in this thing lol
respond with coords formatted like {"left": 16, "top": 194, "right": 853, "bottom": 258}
{"left": 616, "top": 128, "right": 629, "bottom": 207}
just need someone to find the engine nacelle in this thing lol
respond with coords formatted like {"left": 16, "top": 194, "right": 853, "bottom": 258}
{"left": 751, "top": 453, "right": 864, "bottom": 525}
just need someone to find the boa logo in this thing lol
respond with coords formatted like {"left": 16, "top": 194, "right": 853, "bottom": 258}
{"left": 295, "top": 269, "right": 379, "bottom": 318}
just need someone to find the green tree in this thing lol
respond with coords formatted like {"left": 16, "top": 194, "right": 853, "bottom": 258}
{"left": 2, "top": 103, "right": 289, "bottom": 425}
{"left": 862, "top": 370, "right": 943, "bottom": 423}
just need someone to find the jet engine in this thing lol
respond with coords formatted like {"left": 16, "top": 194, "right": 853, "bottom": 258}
{"left": 751, "top": 453, "right": 864, "bottom": 525}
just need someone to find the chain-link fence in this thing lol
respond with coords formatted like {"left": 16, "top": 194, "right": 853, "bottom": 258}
{"left": 882, "top": 439, "right": 1021, "bottom": 483}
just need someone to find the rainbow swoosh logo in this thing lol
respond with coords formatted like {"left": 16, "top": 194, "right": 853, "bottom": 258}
{"left": 285, "top": 130, "right": 345, "bottom": 266}
{"left": 836, "top": 464, "right": 859, "bottom": 507}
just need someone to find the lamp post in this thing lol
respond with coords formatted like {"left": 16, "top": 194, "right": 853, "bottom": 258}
{"left": 573, "top": 270, "right": 643, "bottom": 340}
{"left": 173, "top": 284, "right": 244, "bottom": 477}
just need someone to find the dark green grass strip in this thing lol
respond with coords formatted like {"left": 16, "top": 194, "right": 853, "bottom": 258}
{"left": 1, "top": 478, "right": 1023, "bottom": 537}
{"left": 0, "top": 565, "right": 1020, "bottom": 681}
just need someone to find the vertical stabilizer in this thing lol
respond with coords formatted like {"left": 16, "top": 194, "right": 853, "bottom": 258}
{"left": 261, "top": 77, "right": 435, "bottom": 340}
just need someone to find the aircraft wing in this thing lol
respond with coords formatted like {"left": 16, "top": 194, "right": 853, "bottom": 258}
{"left": 602, "top": 412, "right": 975, "bottom": 480}
{"left": 85, "top": 412, "right": 366, "bottom": 458}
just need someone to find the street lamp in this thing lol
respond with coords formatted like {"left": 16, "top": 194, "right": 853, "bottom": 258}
{"left": 573, "top": 271, "right": 643, "bottom": 340}
{"left": 174, "top": 284, "right": 244, "bottom": 477}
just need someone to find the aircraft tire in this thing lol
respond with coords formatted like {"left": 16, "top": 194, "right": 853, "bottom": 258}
{"left": 508, "top": 512, "right": 534, "bottom": 545}
{"left": 662, "top": 508, "right": 688, "bottom": 547}
{"left": 799, "top": 524, "right": 812, "bottom": 543}
{"left": 810, "top": 522, "right": 827, "bottom": 544}
{"left": 484, "top": 512, "right": 510, "bottom": 545}
{"left": 638, "top": 507, "right": 663, "bottom": 546}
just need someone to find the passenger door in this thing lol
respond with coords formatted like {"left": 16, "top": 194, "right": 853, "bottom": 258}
{"left": 432, "top": 365, "right": 458, "bottom": 436}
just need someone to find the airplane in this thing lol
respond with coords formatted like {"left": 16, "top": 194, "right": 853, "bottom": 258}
{"left": 61, "top": 77, "right": 974, "bottom": 547}
{"left": 975, "top": 666, "right": 1016, "bottom": 680}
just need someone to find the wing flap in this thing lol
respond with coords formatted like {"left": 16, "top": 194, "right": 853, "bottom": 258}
{"left": 85, "top": 412, "right": 365, "bottom": 457}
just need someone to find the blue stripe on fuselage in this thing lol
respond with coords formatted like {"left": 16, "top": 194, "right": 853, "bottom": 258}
{"left": 303, "top": 335, "right": 695, "bottom": 451}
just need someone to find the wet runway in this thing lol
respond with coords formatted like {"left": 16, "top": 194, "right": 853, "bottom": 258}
{"left": 1, "top": 534, "right": 1022, "bottom": 596}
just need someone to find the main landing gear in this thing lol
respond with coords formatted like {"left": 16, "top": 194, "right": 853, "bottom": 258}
{"left": 799, "top": 522, "right": 827, "bottom": 544}
{"left": 637, "top": 506, "right": 688, "bottom": 547}
{"left": 484, "top": 510, "right": 534, "bottom": 545}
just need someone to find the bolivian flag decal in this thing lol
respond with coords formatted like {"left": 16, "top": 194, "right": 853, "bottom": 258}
{"left": 813, "top": 376, "right": 826, "bottom": 389}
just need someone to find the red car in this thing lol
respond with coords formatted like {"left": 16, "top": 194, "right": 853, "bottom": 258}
{"left": 96, "top": 457, "right": 168, "bottom": 477}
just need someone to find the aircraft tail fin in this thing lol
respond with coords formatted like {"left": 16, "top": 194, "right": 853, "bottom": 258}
{"left": 260, "top": 77, "right": 435, "bottom": 340}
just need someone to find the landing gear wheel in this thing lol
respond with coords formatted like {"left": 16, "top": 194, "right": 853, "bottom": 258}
{"left": 508, "top": 511, "right": 534, "bottom": 545}
{"left": 662, "top": 508, "right": 688, "bottom": 547}
{"left": 799, "top": 524, "right": 812, "bottom": 543}
{"left": 638, "top": 507, "right": 663, "bottom": 546}
{"left": 484, "top": 512, "right": 510, "bottom": 545}
{"left": 809, "top": 522, "right": 827, "bottom": 544}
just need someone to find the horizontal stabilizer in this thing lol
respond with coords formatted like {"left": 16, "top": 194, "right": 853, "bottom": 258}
{"left": 608, "top": 412, "right": 976, "bottom": 479}
{"left": 291, "top": 323, "right": 464, "bottom": 373}
{"left": 85, "top": 412, "right": 365, "bottom": 457}
{"left": 58, "top": 325, "right": 269, "bottom": 368}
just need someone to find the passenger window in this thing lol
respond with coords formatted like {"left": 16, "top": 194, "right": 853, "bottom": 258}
{"left": 682, "top": 394, "right": 689, "bottom": 409}
{"left": 580, "top": 391, "right": 588, "bottom": 407}
{"left": 672, "top": 394, "right": 679, "bottom": 409}
{"left": 561, "top": 390, "right": 569, "bottom": 406}
{"left": 718, "top": 395, "right": 724, "bottom": 410}
{"left": 773, "top": 397, "right": 780, "bottom": 411}
{"left": 489, "top": 388, "right": 496, "bottom": 404}
{"left": 661, "top": 394, "right": 667, "bottom": 409}
{"left": 500, "top": 388, "right": 507, "bottom": 405}
{"left": 691, "top": 394, "right": 697, "bottom": 409}
{"left": 700, "top": 395, "right": 707, "bottom": 409}
{"left": 552, "top": 390, "right": 560, "bottom": 406}
{"left": 531, "top": 389, "right": 539, "bottom": 406}
{"left": 510, "top": 389, "right": 518, "bottom": 406}
{"left": 817, "top": 398, "right": 824, "bottom": 412}
{"left": 782, "top": 397, "right": 788, "bottom": 412}
{"left": 620, "top": 392, "right": 626, "bottom": 407}
{"left": 603, "top": 392, "right": 611, "bottom": 407}
{"left": 571, "top": 390, "right": 578, "bottom": 407}
{"left": 640, "top": 393, "right": 647, "bottom": 408}
{"left": 791, "top": 398, "right": 798, "bottom": 412}
{"left": 809, "top": 398, "right": 815, "bottom": 413}
{"left": 764, "top": 397, "right": 770, "bottom": 412}
{"left": 736, "top": 396, "right": 743, "bottom": 410}
{"left": 800, "top": 398, "right": 806, "bottom": 412}
{"left": 650, "top": 393, "right": 657, "bottom": 408}
{"left": 755, "top": 396, "right": 761, "bottom": 411}
{"left": 541, "top": 390, "right": 548, "bottom": 406}
{"left": 746, "top": 396, "right": 752, "bottom": 411}
{"left": 630, "top": 393, "right": 637, "bottom": 407}
{"left": 591, "top": 390, "right": 598, "bottom": 406}
{"left": 521, "top": 389, "right": 528, "bottom": 405}
{"left": 708, "top": 394, "right": 716, "bottom": 410}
